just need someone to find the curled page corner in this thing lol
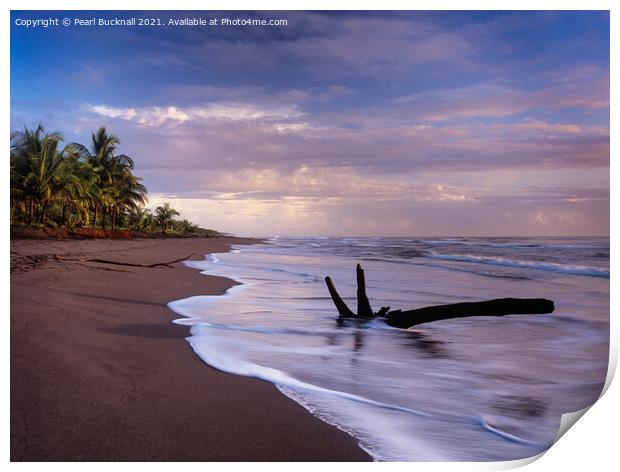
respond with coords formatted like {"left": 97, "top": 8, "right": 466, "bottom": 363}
{"left": 554, "top": 406, "right": 592, "bottom": 444}
{"left": 493, "top": 404, "right": 598, "bottom": 471}
{"left": 504, "top": 354, "right": 616, "bottom": 469}
{"left": 528, "top": 342, "right": 616, "bottom": 463}
{"left": 551, "top": 346, "right": 617, "bottom": 446}
{"left": 494, "top": 404, "right": 599, "bottom": 472}
{"left": 494, "top": 451, "right": 547, "bottom": 471}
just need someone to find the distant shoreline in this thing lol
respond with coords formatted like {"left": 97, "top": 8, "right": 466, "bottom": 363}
{"left": 10, "top": 236, "right": 370, "bottom": 461}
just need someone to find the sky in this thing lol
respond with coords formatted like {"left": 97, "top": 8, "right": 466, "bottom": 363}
{"left": 10, "top": 11, "right": 610, "bottom": 236}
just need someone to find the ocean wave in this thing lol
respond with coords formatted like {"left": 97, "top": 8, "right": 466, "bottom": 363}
{"left": 420, "top": 239, "right": 607, "bottom": 251}
{"left": 169, "top": 238, "right": 606, "bottom": 461}
{"left": 360, "top": 257, "right": 533, "bottom": 280}
{"left": 417, "top": 262, "right": 532, "bottom": 280}
{"left": 188, "top": 258, "right": 320, "bottom": 282}
{"left": 184, "top": 325, "right": 547, "bottom": 453}
{"left": 427, "top": 253, "right": 609, "bottom": 278}
{"left": 172, "top": 318, "right": 334, "bottom": 337}
{"left": 169, "top": 283, "right": 551, "bottom": 455}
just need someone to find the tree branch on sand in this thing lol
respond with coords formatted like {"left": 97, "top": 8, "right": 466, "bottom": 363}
{"left": 53, "top": 252, "right": 194, "bottom": 269}
{"left": 325, "top": 263, "right": 554, "bottom": 329}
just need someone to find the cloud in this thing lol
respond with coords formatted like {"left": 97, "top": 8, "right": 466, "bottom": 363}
{"left": 164, "top": 84, "right": 356, "bottom": 107}
{"left": 81, "top": 97, "right": 609, "bottom": 177}
{"left": 280, "top": 19, "right": 473, "bottom": 77}
{"left": 145, "top": 180, "right": 609, "bottom": 237}
{"left": 161, "top": 14, "right": 477, "bottom": 81}
{"left": 510, "top": 120, "right": 583, "bottom": 134}
{"left": 86, "top": 102, "right": 303, "bottom": 127}
{"left": 11, "top": 11, "right": 609, "bottom": 236}
{"left": 46, "top": 98, "right": 611, "bottom": 237}
{"left": 88, "top": 105, "right": 137, "bottom": 120}
{"left": 396, "top": 71, "right": 609, "bottom": 121}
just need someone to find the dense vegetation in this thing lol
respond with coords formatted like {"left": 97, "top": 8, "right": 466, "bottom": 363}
{"left": 10, "top": 125, "right": 214, "bottom": 236}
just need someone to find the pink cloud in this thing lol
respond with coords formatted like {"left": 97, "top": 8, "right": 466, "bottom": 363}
{"left": 396, "top": 67, "right": 609, "bottom": 121}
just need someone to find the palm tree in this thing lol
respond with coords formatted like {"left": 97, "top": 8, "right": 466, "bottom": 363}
{"left": 69, "top": 127, "right": 136, "bottom": 229}
{"left": 56, "top": 156, "right": 101, "bottom": 227}
{"left": 11, "top": 125, "right": 75, "bottom": 225}
{"left": 107, "top": 167, "right": 148, "bottom": 229}
{"left": 127, "top": 206, "right": 151, "bottom": 231}
{"left": 10, "top": 141, "right": 28, "bottom": 224}
{"left": 11, "top": 124, "right": 50, "bottom": 224}
{"left": 155, "top": 203, "right": 180, "bottom": 234}
{"left": 10, "top": 124, "right": 205, "bottom": 235}
{"left": 175, "top": 218, "right": 200, "bottom": 235}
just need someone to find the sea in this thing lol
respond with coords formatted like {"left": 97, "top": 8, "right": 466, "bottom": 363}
{"left": 168, "top": 236, "right": 609, "bottom": 462}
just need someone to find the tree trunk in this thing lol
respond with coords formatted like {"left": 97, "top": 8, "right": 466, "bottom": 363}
{"left": 61, "top": 199, "right": 67, "bottom": 227}
{"left": 356, "top": 264, "right": 374, "bottom": 317}
{"left": 325, "top": 264, "right": 554, "bottom": 329}
{"left": 101, "top": 205, "right": 107, "bottom": 230}
{"left": 28, "top": 199, "right": 34, "bottom": 225}
{"left": 111, "top": 205, "right": 116, "bottom": 230}
{"left": 325, "top": 276, "right": 355, "bottom": 317}
{"left": 39, "top": 201, "right": 48, "bottom": 225}
{"left": 384, "top": 298, "right": 554, "bottom": 329}
{"left": 92, "top": 205, "right": 98, "bottom": 229}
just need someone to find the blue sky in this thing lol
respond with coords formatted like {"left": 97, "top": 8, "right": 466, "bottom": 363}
{"left": 10, "top": 11, "right": 609, "bottom": 236}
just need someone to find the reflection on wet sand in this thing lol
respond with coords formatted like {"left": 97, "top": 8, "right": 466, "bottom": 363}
{"left": 397, "top": 329, "right": 449, "bottom": 359}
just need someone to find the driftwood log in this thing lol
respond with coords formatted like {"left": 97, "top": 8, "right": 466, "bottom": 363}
{"left": 325, "top": 264, "right": 554, "bottom": 329}
{"left": 53, "top": 253, "right": 195, "bottom": 269}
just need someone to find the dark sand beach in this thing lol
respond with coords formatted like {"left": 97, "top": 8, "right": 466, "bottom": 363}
{"left": 10, "top": 236, "right": 371, "bottom": 461}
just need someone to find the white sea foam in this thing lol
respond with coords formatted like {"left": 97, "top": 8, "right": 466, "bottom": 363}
{"left": 427, "top": 253, "right": 609, "bottom": 278}
{"left": 167, "top": 236, "right": 609, "bottom": 461}
{"left": 169, "top": 307, "right": 548, "bottom": 460}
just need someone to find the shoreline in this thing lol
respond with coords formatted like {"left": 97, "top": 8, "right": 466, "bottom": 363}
{"left": 11, "top": 237, "right": 371, "bottom": 461}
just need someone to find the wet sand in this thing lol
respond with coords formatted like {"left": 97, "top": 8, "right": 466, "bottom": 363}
{"left": 10, "top": 237, "right": 371, "bottom": 461}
